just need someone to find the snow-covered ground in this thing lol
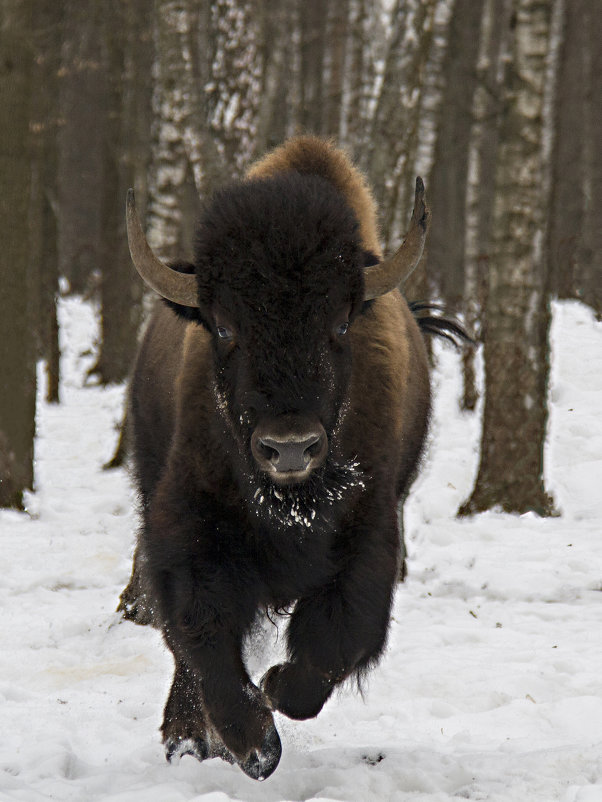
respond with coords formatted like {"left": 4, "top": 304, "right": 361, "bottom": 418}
{"left": 0, "top": 297, "right": 600, "bottom": 802}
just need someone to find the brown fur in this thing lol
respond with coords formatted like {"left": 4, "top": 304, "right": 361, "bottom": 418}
{"left": 248, "top": 136, "right": 382, "bottom": 257}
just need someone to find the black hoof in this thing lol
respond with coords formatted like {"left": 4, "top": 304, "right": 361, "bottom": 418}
{"left": 237, "top": 725, "right": 282, "bottom": 781}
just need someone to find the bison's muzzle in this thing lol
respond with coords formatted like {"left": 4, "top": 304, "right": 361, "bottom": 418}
{"left": 251, "top": 415, "right": 328, "bottom": 483}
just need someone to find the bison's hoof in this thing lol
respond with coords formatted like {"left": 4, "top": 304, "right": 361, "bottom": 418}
{"left": 261, "top": 662, "right": 333, "bottom": 720}
{"left": 236, "top": 724, "right": 281, "bottom": 781}
{"left": 165, "top": 735, "right": 235, "bottom": 766}
{"left": 165, "top": 736, "right": 209, "bottom": 764}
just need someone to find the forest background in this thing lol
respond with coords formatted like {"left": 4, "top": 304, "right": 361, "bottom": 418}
{"left": 0, "top": 0, "right": 600, "bottom": 519}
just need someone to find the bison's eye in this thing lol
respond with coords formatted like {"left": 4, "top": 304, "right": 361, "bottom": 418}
{"left": 217, "top": 325, "right": 234, "bottom": 340}
{"left": 336, "top": 322, "right": 349, "bottom": 336}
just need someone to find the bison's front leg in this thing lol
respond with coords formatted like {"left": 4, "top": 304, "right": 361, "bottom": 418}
{"left": 162, "top": 660, "right": 234, "bottom": 765}
{"left": 144, "top": 496, "right": 281, "bottom": 780}
{"left": 157, "top": 572, "right": 281, "bottom": 780}
{"left": 262, "top": 502, "right": 399, "bottom": 720}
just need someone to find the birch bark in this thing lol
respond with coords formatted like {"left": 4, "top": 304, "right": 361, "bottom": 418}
{"left": 460, "top": 0, "right": 558, "bottom": 516}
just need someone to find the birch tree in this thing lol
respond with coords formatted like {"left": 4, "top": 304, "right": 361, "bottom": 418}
{"left": 363, "top": 0, "right": 438, "bottom": 251}
{"left": 460, "top": 0, "right": 559, "bottom": 516}
{"left": 146, "top": 0, "right": 261, "bottom": 264}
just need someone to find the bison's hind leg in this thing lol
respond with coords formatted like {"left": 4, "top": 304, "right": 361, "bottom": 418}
{"left": 117, "top": 546, "right": 157, "bottom": 626}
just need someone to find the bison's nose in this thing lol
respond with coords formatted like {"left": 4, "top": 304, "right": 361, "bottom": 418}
{"left": 258, "top": 433, "right": 321, "bottom": 472}
{"left": 251, "top": 420, "right": 328, "bottom": 482}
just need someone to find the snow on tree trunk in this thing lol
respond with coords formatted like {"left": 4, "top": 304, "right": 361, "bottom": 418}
{"left": 208, "top": 0, "right": 262, "bottom": 176}
{"left": 147, "top": 0, "right": 205, "bottom": 261}
{"left": 147, "top": 0, "right": 262, "bottom": 262}
{"left": 460, "top": 0, "right": 558, "bottom": 517}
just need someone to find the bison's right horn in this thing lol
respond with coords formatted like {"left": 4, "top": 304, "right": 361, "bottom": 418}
{"left": 126, "top": 189, "right": 198, "bottom": 307}
{"left": 363, "top": 177, "right": 430, "bottom": 301}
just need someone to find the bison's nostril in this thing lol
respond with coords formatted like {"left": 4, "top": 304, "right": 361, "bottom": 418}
{"left": 304, "top": 435, "right": 321, "bottom": 460}
{"left": 253, "top": 428, "right": 327, "bottom": 477}
{"left": 257, "top": 440, "right": 278, "bottom": 463}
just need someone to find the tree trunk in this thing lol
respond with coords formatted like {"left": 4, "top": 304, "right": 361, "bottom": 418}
{"left": 91, "top": 0, "right": 144, "bottom": 385}
{"left": 364, "top": 0, "right": 437, "bottom": 251}
{"left": 30, "top": 0, "right": 63, "bottom": 402}
{"left": 461, "top": 0, "right": 513, "bottom": 410}
{"left": 0, "top": 0, "right": 36, "bottom": 509}
{"left": 547, "top": 0, "right": 602, "bottom": 317}
{"left": 427, "top": 0, "right": 482, "bottom": 311}
{"left": 459, "top": 0, "right": 558, "bottom": 517}
{"left": 57, "top": 0, "right": 105, "bottom": 294}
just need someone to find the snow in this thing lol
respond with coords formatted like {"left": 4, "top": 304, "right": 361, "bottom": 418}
{"left": 1, "top": 296, "right": 601, "bottom": 801}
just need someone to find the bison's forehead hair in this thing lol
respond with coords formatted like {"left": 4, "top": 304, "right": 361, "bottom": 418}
{"left": 193, "top": 171, "right": 365, "bottom": 315}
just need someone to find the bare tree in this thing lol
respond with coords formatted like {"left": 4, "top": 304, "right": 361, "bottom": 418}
{"left": 90, "top": 0, "right": 147, "bottom": 385}
{"left": 0, "top": 0, "right": 36, "bottom": 508}
{"left": 460, "top": 0, "right": 559, "bottom": 516}
{"left": 30, "top": 0, "right": 63, "bottom": 402}
{"left": 460, "top": 0, "right": 513, "bottom": 410}
{"left": 427, "top": 0, "right": 482, "bottom": 311}
{"left": 547, "top": 0, "right": 602, "bottom": 317}
{"left": 56, "top": 0, "right": 105, "bottom": 294}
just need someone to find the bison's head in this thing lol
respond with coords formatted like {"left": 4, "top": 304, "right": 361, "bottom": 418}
{"left": 127, "top": 171, "right": 428, "bottom": 501}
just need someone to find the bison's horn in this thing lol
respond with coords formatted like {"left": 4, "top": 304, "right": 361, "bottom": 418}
{"left": 363, "top": 177, "right": 430, "bottom": 301}
{"left": 126, "top": 189, "right": 198, "bottom": 307}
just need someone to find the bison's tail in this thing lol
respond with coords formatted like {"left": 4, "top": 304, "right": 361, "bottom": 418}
{"left": 410, "top": 302, "right": 474, "bottom": 349}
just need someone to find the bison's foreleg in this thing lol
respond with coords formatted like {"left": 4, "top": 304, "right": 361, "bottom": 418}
{"left": 162, "top": 659, "right": 234, "bottom": 765}
{"left": 262, "top": 503, "right": 399, "bottom": 720}
{"left": 144, "top": 500, "right": 282, "bottom": 780}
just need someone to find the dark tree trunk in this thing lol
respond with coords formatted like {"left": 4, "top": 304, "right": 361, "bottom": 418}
{"left": 462, "top": 0, "right": 513, "bottom": 411}
{"left": 427, "top": 0, "right": 482, "bottom": 311}
{"left": 57, "top": 0, "right": 105, "bottom": 294}
{"left": 30, "top": 0, "right": 63, "bottom": 402}
{"left": 0, "top": 0, "right": 36, "bottom": 509}
{"left": 547, "top": 0, "right": 602, "bottom": 317}
{"left": 91, "top": 0, "right": 144, "bottom": 385}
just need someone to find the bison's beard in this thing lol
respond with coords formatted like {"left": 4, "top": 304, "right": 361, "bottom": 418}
{"left": 242, "top": 457, "right": 365, "bottom": 533}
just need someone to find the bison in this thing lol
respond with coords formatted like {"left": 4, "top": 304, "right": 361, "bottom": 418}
{"left": 121, "top": 136, "right": 467, "bottom": 780}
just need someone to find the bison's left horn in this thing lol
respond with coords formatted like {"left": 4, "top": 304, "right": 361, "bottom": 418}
{"left": 126, "top": 189, "right": 198, "bottom": 307}
{"left": 363, "top": 177, "right": 430, "bottom": 301}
